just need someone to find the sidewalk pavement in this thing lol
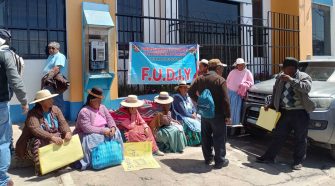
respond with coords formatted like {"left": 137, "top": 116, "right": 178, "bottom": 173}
{"left": 8, "top": 123, "right": 335, "bottom": 186}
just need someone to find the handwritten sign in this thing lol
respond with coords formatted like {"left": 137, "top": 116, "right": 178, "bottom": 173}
{"left": 128, "top": 42, "right": 199, "bottom": 84}
{"left": 122, "top": 141, "right": 160, "bottom": 171}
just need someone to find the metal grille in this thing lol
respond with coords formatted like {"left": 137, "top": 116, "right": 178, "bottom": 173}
{"left": 116, "top": 1, "right": 299, "bottom": 97}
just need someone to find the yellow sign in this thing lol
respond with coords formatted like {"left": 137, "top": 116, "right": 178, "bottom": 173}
{"left": 122, "top": 141, "right": 160, "bottom": 171}
{"left": 256, "top": 106, "right": 281, "bottom": 131}
{"left": 38, "top": 134, "right": 84, "bottom": 175}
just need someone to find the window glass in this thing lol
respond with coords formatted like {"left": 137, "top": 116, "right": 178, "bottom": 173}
{"left": 299, "top": 62, "right": 335, "bottom": 81}
{"left": 312, "top": 4, "right": 331, "bottom": 56}
{"left": 9, "top": 0, "right": 27, "bottom": 27}
{"left": 57, "top": 0, "right": 65, "bottom": 29}
{"left": 28, "top": 0, "right": 38, "bottom": 27}
{"left": 179, "top": 0, "right": 239, "bottom": 23}
{"left": 11, "top": 30, "right": 28, "bottom": 55}
{"left": 0, "top": 1, "right": 5, "bottom": 26}
{"left": 38, "top": 0, "right": 47, "bottom": 28}
{"left": 1, "top": 0, "right": 66, "bottom": 58}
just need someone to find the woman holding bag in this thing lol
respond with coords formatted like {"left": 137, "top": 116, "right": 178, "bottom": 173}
{"left": 74, "top": 87, "right": 123, "bottom": 170}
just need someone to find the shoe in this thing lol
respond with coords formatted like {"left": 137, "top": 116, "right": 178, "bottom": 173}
{"left": 213, "top": 159, "right": 229, "bottom": 169}
{"left": 255, "top": 156, "right": 275, "bottom": 164}
{"left": 205, "top": 159, "right": 214, "bottom": 165}
{"left": 70, "top": 161, "right": 82, "bottom": 170}
{"left": 292, "top": 163, "right": 302, "bottom": 170}
{"left": 153, "top": 150, "right": 165, "bottom": 156}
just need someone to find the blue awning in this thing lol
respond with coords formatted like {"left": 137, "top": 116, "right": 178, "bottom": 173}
{"left": 82, "top": 2, "right": 114, "bottom": 27}
{"left": 313, "top": 0, "right": 333, "bottom": 6}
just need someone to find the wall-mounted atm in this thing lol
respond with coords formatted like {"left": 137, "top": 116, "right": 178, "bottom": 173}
{"left": 82, "top": 2, "right": 114, "bottom": 107}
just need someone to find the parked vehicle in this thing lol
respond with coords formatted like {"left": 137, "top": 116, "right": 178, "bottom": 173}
{"left": 242, "top": 59, "right": 335, "bottom": 159}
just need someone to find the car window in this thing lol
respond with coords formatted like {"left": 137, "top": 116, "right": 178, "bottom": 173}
{"left": 299, "top": 62, "right": 335, "bottom": 81}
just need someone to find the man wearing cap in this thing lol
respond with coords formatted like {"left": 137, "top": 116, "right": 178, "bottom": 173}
{"left": 0, "top": 29, "right": 28, "bottom": 186}
{"left": 198, "top": 59, "right": 209, "bottom": 76}
{"left": 188, "top": 58, "right": 231, "bottom": 169}
{"left": 256, "top": 57, "right": 315, "bottom": 170}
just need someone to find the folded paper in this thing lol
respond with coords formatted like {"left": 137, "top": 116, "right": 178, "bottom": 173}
{"left": 256, "top": 107, "right": 281, "bottom": 131}
{"left": 38, "top": 134, "right": 84, "bottom": 175}
{"left": 122, "top": 141, "right": 160, "bottom": 171}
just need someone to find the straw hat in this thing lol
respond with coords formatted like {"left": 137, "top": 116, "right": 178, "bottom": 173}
{"left": 174, "top": 80, "right": 190, "bottom": 91}
{"left": 30, "top": 89, "right": 58, "bottom": 104}
{"left": 208, "top": 59, "right": 222, "bottom": 67}
{"left": 233, "top": 58, "right": 247, "bottom": 66}
{"left": 199, "top": 59, "right": 209, "bottom": 65}
{"left": 88, "top": 87, "right": 104, "bottom": 99}
{"left": 154, "top": 92, "right": 174, "bottom": 104}
{"left": 120, "top": 95, "right": 144, "bottom": 107}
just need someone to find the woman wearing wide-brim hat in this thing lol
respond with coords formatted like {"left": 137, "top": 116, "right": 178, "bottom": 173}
{"left": 117, "top": 95, "right": 164, "bottom": 156}
{"left": 227, "top": 58, "right": 254, "bottom": 128}
{"left": 171, "top": 80, "right": 202, "bottom": 146}
{"left": 73, "top": 87, "right": 124, "bottom": 170}
{"left": 149, "top": 92, "right": 187, "bottom": 153}
{"left": 15, "top": 89, "right": 72, "bottom": 175}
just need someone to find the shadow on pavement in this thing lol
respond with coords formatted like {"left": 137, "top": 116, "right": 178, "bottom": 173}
{"left": 160, "top": 159, "right": 212, "bottom": 174}
{"left": 8, "top": 167, "right": 57, "bottom": 181}
{"left": 228, "top": 133, "right": 335, "bottom": 174}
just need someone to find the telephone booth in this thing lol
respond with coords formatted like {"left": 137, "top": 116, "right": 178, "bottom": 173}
{"left": 82, "top": 2, "right": 114, "bottom": 107}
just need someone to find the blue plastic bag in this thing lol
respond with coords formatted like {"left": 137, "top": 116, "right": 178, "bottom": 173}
{"left": 91, "top": 139, "right": 123, "bottom": 170}
{"left": 197, "top": 89, "right": 215, "bottom": 119}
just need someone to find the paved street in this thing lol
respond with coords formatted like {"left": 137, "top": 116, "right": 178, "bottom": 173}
{"left": 8, "top": 124, "right": 335, "bottom": 186}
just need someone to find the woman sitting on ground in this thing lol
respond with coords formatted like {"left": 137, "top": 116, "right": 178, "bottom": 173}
{"left": 73, "top": 87, "right": 123, "bottom": 170}
{"left": 115, "top": 95, "right": 164, "bottom": 156}
{"left": 16, "top": 89, "right": 72, "bottom": 175}
{"left": 149, "top": 92, "right": 187, "bottom": 153}
{"left": 171, "top": 80, "right": 201, "bottom": 146}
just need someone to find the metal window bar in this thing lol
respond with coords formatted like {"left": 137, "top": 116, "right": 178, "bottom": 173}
{"left": 116, "top": 3, "right": 299, "bottom": 96}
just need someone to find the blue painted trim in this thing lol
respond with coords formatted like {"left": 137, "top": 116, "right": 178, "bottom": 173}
{"left": 82, "top": 2, "right": 109, "bottom": 12}
{"left": 313, "top": 0, "right": 333, "bottom": 6}
{"left": 10, "top": 94, "right": 158, "bottom": 123}
{"left": 82, "top": 2, "right": 114, "bottom": 27}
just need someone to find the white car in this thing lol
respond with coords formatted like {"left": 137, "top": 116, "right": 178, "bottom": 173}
{"left": 242, "top": 59, "right": 335, "bottom": 159}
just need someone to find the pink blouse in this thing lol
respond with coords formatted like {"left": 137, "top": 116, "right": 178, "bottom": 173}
{"left": 227, "top": 68, "right": 254, "bottom": 96}
{"left": 120, "top": 110, "right": 149, "bottom": 130}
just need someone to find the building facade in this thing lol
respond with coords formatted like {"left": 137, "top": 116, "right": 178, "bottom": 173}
{"left": 0, "top": 0, "right": 327, "bottom": 122}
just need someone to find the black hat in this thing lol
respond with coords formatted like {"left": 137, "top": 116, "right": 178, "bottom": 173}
{"left": 88, "top": 87, "right": 104, "bottom": 99}
{"left": 283, "top": 57, "right": 298, "bottom": 69}
{"left": 0, "top": 29, "right": 11, "bottom": 40}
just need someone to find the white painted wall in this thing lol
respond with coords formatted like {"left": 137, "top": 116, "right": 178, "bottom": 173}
{"left": 143, "top": 0, "right": 178, "bottom": 44}
{"left": 9, "top": 59, "right": 70, "bottom": 106}
{"left": 239, "top": 3, "right": 253, "bottom": 63}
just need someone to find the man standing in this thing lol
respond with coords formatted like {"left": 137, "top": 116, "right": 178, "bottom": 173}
{"left": 256, "top": 57, "right": 315, "bottom": 170}
{"left": 0, "top": 29, "right": 28, "bottom": 186}
{"left": 215, "top": 62, "right": 227, "bottom": 77}
{"left": 42, "top": 42, "right": 67, "bottom": 113}
{"left": 189, "top": 58, "right": 231, "bottom": 169}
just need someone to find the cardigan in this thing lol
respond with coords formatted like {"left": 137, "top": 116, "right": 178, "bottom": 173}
{"left": 74, "top": 104, "right": 117, "bottom": 135}
{"left": 15, "top": 104, "right": 71, "bottom": 158}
